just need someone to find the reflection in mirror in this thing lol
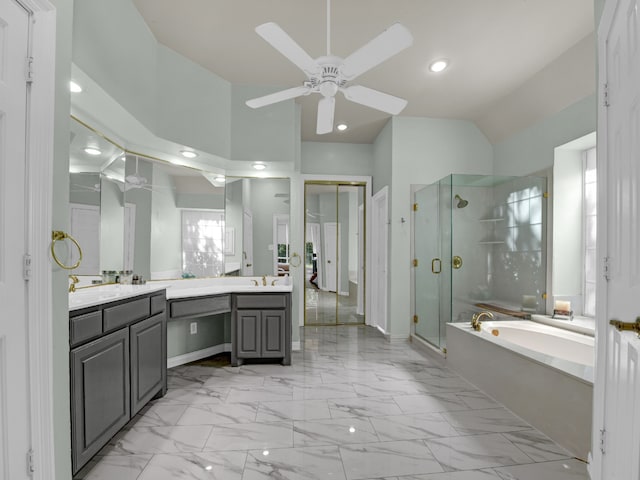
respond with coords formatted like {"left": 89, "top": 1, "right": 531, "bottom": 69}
{"left": 68, "top": 117, "right": 125, "bottom": 281}
{"left": 124, "top": 156, "right": 226, "bottom": 281}
{"left": 304, "top": 183, "right": 365, "bottom": 326}
{"left": 552, "top": 132, "right": 597, "bottom": 318}
{"left": 225, "top": 178, "right": 290, "bottom": 277}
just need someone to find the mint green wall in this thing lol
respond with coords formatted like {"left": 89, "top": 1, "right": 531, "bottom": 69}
{"left": 156, "top": 45, "right": 231, "bottom": 156}
{"left": 373, "top": 120, "right": 392, "bottom": 195}
{"left": 388, "top": 117, "right": 494, "bottom": 338}
{"left": 231, "top": 85, "right": 297, "bottom": 163}
{"left": 167, "top": 314, "right": 230, "bottom": 358}
{"left": 52, "top": 1, "right": 74, "bottom": 477}
{"left": 73, "top": 0, "right": 158, "bottom": 131}
{"left": 493, "top": 95, "right": 596, "bottom": 176}
{"left": 301, "top": 142, "right": 374, "bottom": 175}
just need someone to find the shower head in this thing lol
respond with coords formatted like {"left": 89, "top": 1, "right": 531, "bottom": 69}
{"left": 454, "top": 194, "right": 468, "bottom": 209}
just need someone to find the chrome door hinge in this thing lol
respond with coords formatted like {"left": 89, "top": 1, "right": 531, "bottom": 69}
{"left": 599, "top": 428, "right": 606, "bottom": 454}
{"left": 23, "top": 254, "right": 32, "bottom": 281}
{"left": 603, "top": 256, "right": 611, "bottom": 281}
{"left": 603, "top": 83, "right": 610, "bottom": 107}
{"left": 26, "top": 56, "right": 34, "bottom": 84}
{"left": 27, "top": 448, "right": 35, "bottom": 475}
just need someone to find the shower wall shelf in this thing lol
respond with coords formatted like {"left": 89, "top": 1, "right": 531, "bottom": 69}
{"left": 478, "top": 240, "right": 505, "bottom": 245}
{"left": 478, "top": 217, "right": 504, "bottom": 223}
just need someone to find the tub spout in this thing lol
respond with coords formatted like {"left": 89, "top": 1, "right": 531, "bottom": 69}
{"left": 471, "top": 311, "right": 494, "bottom": 331}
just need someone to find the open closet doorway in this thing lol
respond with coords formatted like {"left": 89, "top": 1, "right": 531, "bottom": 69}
{"left": 304, "top": 182, "right": 366, "bottom": 325}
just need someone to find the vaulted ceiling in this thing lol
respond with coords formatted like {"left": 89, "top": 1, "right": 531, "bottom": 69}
{"left": 132, "top": 0, "right": 595, "bottom": 144}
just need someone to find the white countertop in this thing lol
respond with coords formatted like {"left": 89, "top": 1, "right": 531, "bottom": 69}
{"left": 69, "top": 276, "right": 293, "bottom": 311}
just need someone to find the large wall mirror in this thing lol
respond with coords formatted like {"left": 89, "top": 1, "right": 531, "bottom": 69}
{"left": 69, "top": 118, "right": 125, "bottom": 281}
{"left": 225, "top": 177, "right": 291, "bottom": 277}
{"left": 68, "top": 117, "right": 291, "bottom": 283}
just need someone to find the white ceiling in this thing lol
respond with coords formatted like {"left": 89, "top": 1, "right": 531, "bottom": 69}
{"left": 132, "top": 0, "right": 595, "bottom": 144}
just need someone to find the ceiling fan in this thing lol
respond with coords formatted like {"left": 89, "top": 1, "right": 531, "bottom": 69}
{"left": 245, "top": 0, "right": 413, "bottom": 134}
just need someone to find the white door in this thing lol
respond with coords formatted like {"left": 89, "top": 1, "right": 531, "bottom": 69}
{"left": 0, "top": 1, "right": 32, "bottom": 479}
{"left": 242, "top": 209, "right": 253, "bottom": 276}
{"left": 323, "top": 222, "right": 339, "bottom": 292}
{"left": 69, "top": 204, "right": 100, "bottom": 275}
{"left": 371, "top": 188, "right": 388, "bottom": 331}
{"left": 357, "top": 204, "right": 365, "bottom": 316}
{"left": 592, "top": 1, "right": 640, "bottom": 478}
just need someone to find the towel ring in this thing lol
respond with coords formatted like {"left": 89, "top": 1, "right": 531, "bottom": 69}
{"left": 51, "top": 230, "right": 83, "bottom": 270}
{"left": 289, "top": 252, "right": 302, "bottom": 268}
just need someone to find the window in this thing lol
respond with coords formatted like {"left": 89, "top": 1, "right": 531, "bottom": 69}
{"left": 583, "top": 147, "right": 597, "bottom": 317}
{"left": 181, "top": 209, "right": 225, "bottom": 278}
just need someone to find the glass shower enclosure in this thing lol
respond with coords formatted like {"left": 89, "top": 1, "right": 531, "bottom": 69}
{"left": 413, "top": 174, "right": 547, "bottom": 350}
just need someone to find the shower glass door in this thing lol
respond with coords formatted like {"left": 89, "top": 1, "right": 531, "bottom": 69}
{"left": 414, "top": 184, "right": 442, "bottom": 348}
{"left": 304, "top": 182, "right": 366, "bottom": 326}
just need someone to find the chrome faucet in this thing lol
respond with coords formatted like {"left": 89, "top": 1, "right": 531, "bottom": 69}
{"left": 69, "top": 275, "right": 79, "bottom": 293}
{"left": 471, "top": 311, "right": 494, "bottom": 331}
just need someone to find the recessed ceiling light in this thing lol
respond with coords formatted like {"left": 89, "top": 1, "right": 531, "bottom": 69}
{"left": 180, "top": 150, "right": 198, "bottom": 159}
{"left": 337, "top": 123, "right": 348, "bottom": 131}
{"left": 69, "top": 81, "right": 83, "bottom": 93}
{"left": 84, "top": 147, "right": 101, "bottom": 156}
{"left": 215, "top": 175, "right": 225, "bottom": 182}
{"left": 252, "top": 162, "right": 266, "bottom": 171}
{"left": 429, "top": 59, "right": 448, "bottom": 73}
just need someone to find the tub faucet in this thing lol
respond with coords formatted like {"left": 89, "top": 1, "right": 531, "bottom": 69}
{"left": 69, "top": 275, "right": 79, "bottom": 293}
{"left": 471, "top": 311, "right": 494, "bottom": 331}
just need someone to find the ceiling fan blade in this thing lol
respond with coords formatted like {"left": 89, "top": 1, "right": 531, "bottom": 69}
{"left": 246, "top": 86, "right": 311, "bottom": 109}
{"left": 340, "top": 23, "right": 413, "bottom": 80}
{"left": 256, "top": 22, "right": 318, "bottom": 76}
{"left": 342, "top": 85, "right": 408, "bottom": 115}
{"left": 316, "top": 96, "right": 335, "bottom": 135}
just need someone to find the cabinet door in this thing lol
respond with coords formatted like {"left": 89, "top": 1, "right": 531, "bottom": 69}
{"left": 236, "top": 309, "right": 262, "bottom": 358}
{"left": 130, "top": 313, "right": 166, "bottom": 416}
{"left": 71, "top": 328, "right": 130, "bottom": 474}
{"left": 261, "top": 310, "right": 286, "bottom": 358}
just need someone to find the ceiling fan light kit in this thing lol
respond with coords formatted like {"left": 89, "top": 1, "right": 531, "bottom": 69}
{"left": 246, "top": 0, "right": 413, "bottom": 135}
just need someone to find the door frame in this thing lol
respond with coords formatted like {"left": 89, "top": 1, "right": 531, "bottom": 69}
{"left": 297, "top": 175, "right": 372, "bottom": 328}
{"left": 370, "top": 186, "right": 389, "bottom": 331}
{"left": 17, "top": 0, "right": 56, "bottom": 478}
{"left": 590, "top": 0, "right": 618, "bottom": 476}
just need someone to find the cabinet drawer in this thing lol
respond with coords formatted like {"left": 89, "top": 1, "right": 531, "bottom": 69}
{"left": 150, "top": 294, "right": 166, "bottom": 315}
{"left": 70, "top": 311, "right": 103, "bottom": 346}
{"left": 235, "top": 294, "right": 287, "bottom": 309}
{"left": 103, "top": 297, "right": 150, "bottom": 332}
{"left": 170, "top": 295, "right": 230, "bottom": 319}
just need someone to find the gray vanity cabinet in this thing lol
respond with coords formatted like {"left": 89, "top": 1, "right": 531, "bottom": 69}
{"left": 69, "top": 290, "right": 167, "bottom": 475}
{"left": 70, "top": 328, "right": 130, "bottom": 473}
{"left": 232, "top": 293, "right": 291, "bottom": 366}
{"left": 130, "top": 312, "right": 166, "bottom": 415}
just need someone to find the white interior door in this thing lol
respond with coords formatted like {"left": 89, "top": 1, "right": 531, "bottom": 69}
{"left": 0, "top": 2, "right": 31, "bottom": 479}
{"left": 242, "top": 209, "right": 253, "bottom": 276}
{"left": 69, "top": 204, "right": 100, "bottom": 275}
{"left": 592, "top": 1, "right": 640, "bottom": 478}
{"left": 371, "top": 188, "right": 388, "bottom": 331}
{"left": 357, "top": 204, "right": 365, "bottom": 316}
{"left": 323, "top": 222, "right": 339, "bottom": 292}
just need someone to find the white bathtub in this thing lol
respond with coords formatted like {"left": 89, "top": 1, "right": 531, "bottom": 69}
{"left": 480, "top": 320, "right": 594, "bottom": 375}
{"left": 446, "top": 320, "right": 593, "bottom": 459}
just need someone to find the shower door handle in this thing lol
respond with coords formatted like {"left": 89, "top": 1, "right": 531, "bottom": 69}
{"left": 431, "top": 258, "right": 441, "bottom": 274}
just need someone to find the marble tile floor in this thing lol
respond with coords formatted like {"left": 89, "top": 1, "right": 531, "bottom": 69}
{"left": 76, "top": 326, "right": 589, "bottom": 480}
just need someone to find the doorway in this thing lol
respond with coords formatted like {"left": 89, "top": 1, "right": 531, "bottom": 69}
{"left": 304, "top": 182, "right": 366, "bottom": 325}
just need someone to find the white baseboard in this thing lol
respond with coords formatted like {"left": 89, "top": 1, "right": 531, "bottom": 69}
{"left": 291, "top": 341, "right": 301, "bottom": 351}
{"left": 385, "top": 333, "right": 410, "bottom": 343}
{"left": 167, "top": 343, "right": 232, "bottom": 368}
